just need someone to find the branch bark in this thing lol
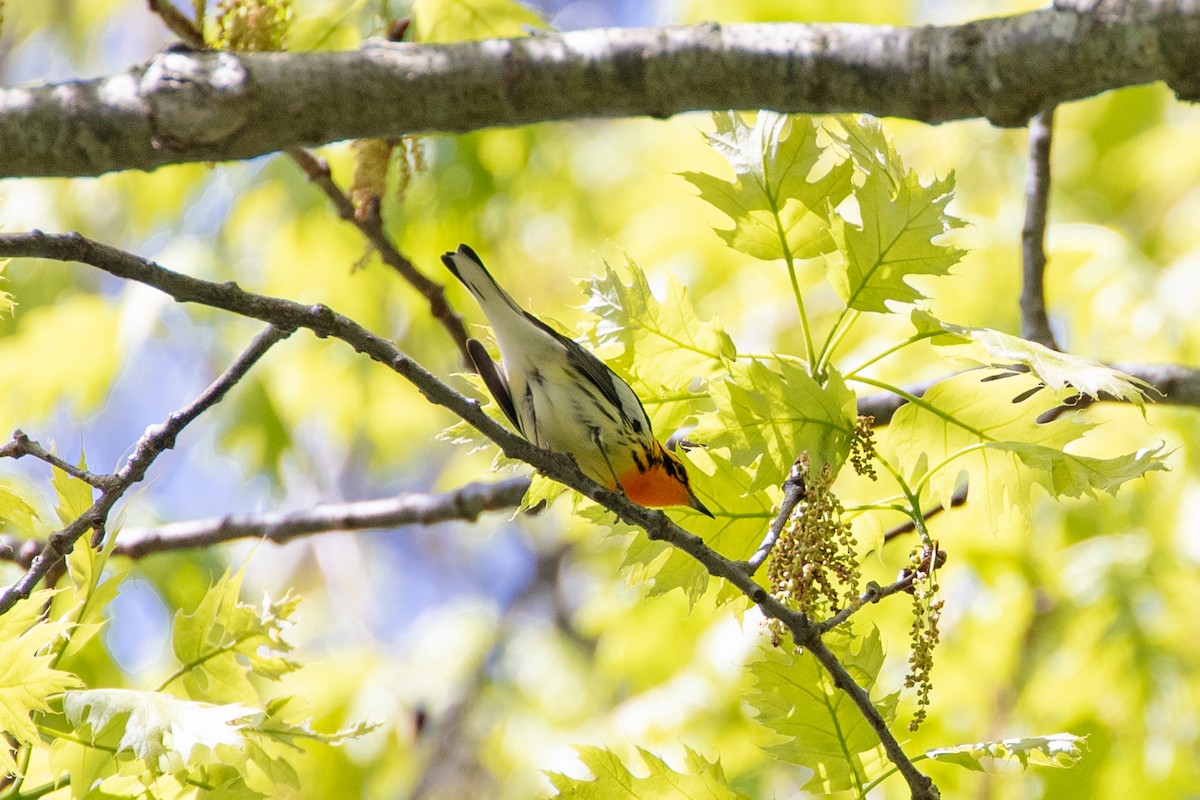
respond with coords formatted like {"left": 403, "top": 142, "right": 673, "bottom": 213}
{"left": 5, "top": 0, "right": 1200, "bottom": 177}
{"left": 111, "top": 477, "right": 532, "bottom": 559}
{"left": 1020, "top": 107, "right": 1058, "bottom": 349}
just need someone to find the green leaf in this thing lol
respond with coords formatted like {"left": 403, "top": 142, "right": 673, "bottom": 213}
{"left": 55, "top": 519, "right": 124, "bottom": 661}
{"left": 993, "top": 441, "right": 1169, "bottom": 499}
{"left": 746, "top": 628, "right": 897, "bottom": 793}
{"left": 927, "top": 733, "right": 1088, "bottom": 771}
{"left": 0, "top": 590, "right": 82, "bottom": 771}
{"left": 0, "top": 260, "right": 13, "bottom": 317}
{"left": 918, "top": 311, "right": 1153, "bottom": 409}
{"left": 52, "top": 451, "right": 94, "bottom": 526}
{"left": 682, "top": 111, "right": 853, "bottom": 261}
{"left": 879, "top": 369, "right": 1167, "bottom": 530}
{"left": 0, "top": 481, "right": 40, "bottom": 535}
{"left": 693, "top": 359, "right": 857, "bottom": 493}
{"left": 64, "top": 688, "right": 260, "bottom": 766}
{"left": 167, "top": 568, "right": 300, "bottom": 704}
{"left": 413, "top": 0, "right": 547, "bottom": 42}
{"left": 581, "top": 256, "right": 734, "bottom": 431}
{"left": 548, "top": 745, "right": 751, "bottom": 799}
{"left": 825, "top": 116, "right": 965, "bottom": 312}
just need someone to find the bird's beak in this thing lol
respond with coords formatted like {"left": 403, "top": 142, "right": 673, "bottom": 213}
{"left": 688, "top": 489, "right": 714, "bottom": 518}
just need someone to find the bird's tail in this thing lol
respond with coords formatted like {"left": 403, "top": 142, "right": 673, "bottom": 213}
{"left": 441, "top": 244, "right": 525, "bottom": 322}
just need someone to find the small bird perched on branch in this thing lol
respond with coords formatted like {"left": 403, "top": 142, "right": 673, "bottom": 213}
{"left": 442, "top": 244, "right": 712, "bottom": 517}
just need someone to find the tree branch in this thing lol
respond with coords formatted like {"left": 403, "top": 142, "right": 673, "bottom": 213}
{"left": 1020, "top": 107, "right": 1058, "bottom": 349}
{"left": 742, "top": 455, "right": 806, "bottom": 575}
{"left": 857, "top": 361, "right": 1200, "bottom": 426}
{"left": 0, "top": 323, "right": 292, "bottom": 614}
{"left": 0, "top": 431, "right": 119, "bottom": 490}
{"left": 111, "top": 477, "right": 532, "bottom": 559}
{"left": 284, "top": 147, "right": 473, "bottom": 364}
{"left": 6, "top": 1, "right": 1200, "bottom": 177}
{"left": 0, "top": 230, "right": 939, "bottom": 797}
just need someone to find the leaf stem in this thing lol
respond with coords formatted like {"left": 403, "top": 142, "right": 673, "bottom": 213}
{"left": 843, "top": 330, "right": 940, "bottom": 379}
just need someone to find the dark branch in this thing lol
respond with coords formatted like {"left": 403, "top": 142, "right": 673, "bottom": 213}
{"left": 1020, "top": 107, "right": 1058, "bottom": 349}
{"left": 6, "top": 2, "right": 1200, "bottom": 177}
{"left": 0, "top": 323, "right": 292, "bottom": 614}
{"left": 0, "top": 431, "right": 119, "bottom": 490}
{"left": 284, "top": 148, "right": 473, "bottom": 364}
{"left": 742, "top": 456, "right": 806, "bottom": 575}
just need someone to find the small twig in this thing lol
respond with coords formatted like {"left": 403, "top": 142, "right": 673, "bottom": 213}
{"left": 109, "top": 477, "right": 531, "bottom": 559}
{"left": 1020, "top": 106, "right": 1058, "bottom": 350}
{"left": 0, "top": 324, "right": 292, "bottom": 614}
{"left": 742, "top": 456, "right": 807, "bottom": 575}
{"left": 882, "top": 484, "right": 969, "bottom": 544}
{"left": 0, "top": 431, "right": 119, "bottom": 490}
{"left": 817, "top": 546, "right": 947, "bottom": 634}
{"left": 146, "top": 0, "right": 206, "bottom": 48}
{"left": 142, "top": 1, "right": 473, "bottom": 364}
{"left": 284, "top": 148, "right": 473, "bottom": 365}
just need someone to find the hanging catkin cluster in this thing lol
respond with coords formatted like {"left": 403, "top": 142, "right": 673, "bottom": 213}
{"left": 904, "top": 545, "right": 943, "bottom": 731}
{"left": 767, "top": 456, "right": 861, "bottom": 635}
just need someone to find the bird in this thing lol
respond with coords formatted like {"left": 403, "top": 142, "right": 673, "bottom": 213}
{"left": 441, "top": 244, "right": 713, "bottom": 517}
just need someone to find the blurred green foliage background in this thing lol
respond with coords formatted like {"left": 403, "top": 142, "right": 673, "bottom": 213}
{"left": 1, "top": 0, "right": 1199, "bottom": 797}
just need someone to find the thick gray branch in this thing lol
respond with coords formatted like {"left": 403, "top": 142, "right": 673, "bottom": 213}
{"left": 5, "top": 0, "right": 1200, "bottom": 177}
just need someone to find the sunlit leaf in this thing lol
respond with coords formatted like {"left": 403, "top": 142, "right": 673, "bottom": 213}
{"left": 880, "top": 369, "right": 1167, "bottom": 530}
{"left": 548, "top": 745, "right": 751, "bottom": 799}
{"left": 582, "top": 256, "right": 733, "bottom": 431}
{"left": 927, "top": 733, "right": 1088, "bottom": 772}
{"left": 682, "top": 111, "right": 853, "bottom": 261}
{"left": 0, "top": 482, "right": 40, "bottom": 535}
{"left": 169, "top": 568, "right": 300, "bottom": 704}
{"left": 746, "top": 628, "right": 897, "bottom": 792}
{"left": 0, "top": 591, "right": 81, "bottom": 771}
{"left": 52, "top": 452, "right": 94, "bottom": 526}
{"left": 917, "top": 310, "right": 1153, "bottom": 409}
{"left": 64, "top": 688, "right": 260, "bottom": 765}
{"left": 825, "top": 116, "right": 965, "bottom": 312}
{"left": 693, "top": 359, "right": 856, "bottom": 492}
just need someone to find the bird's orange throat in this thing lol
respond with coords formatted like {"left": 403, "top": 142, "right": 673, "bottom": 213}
{"left": 616, "top": 463, "right": 694, "bottom": 509}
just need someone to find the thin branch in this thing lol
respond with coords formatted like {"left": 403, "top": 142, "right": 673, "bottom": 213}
{"left": 111, "top": 477, "right": 532, "bottom": 559}
{"left": 1, "top": 231, "right": 939, "bottom": 795}
{"left": 7, "top": 2, "right": 1200, "bottom": 177}
{"left": 0, "top": 431, "right": 119, "bottom": 490}
{"left": 284, "top": 148, "right": 473, "bottom": 364}
{"left": 145, "top": 0, "right": 205, "bottom": 48}
{"left": 138, "top": 4, "right": 475, "bottom": 364}
{"left": 0, "top": 323, "right": 292, "bottom": 614}
{"left": 742, "top": 456, "right": 806, "bottom": 575}
{"left": 805, "top": 636, "right": 938, "bottom": 800}
{"left": 1020, "top": 107, "right": 1058, "bottom": 349}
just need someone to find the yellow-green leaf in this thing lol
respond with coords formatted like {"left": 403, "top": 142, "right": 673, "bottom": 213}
{"left": 825, "top": 116, "right": 965, "bottom": 313}
{"left": 548, "top": 745, "right": 751, "bottom": 799}
{"left": 694, "top": 359, "right": 856, "bottom": 493}
{"left": 927, "top": 733, "right": 1088, "bottom": 772}
{"left": 682, "top": 111, "right": 853, "bottom": 261}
